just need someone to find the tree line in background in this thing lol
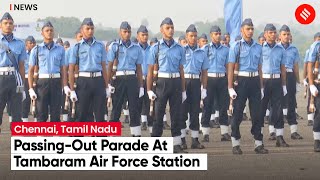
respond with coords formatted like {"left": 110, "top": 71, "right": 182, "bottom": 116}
{"left": 38, "top": 16, "right": 315, "bottom": 66}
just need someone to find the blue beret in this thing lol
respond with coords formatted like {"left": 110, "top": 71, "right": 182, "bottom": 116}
{"left": 224, "top": 32, "right": 230, "bottom": 36}
{"left": 186, "top": 24, "right": 197, "bottom": 33}
{"left": 150, "top": 37, "right": 158, "bottom": 43}
{"left": 120, "top": 21, "right": 131, "bottom": 30}
{"left": 56, "top": 38, "right": 63, "bottom": 44}
{"left": 42, "top": 21, "right": 53, "bottom": 30}
{"left": 241, "top": 18, "right": 253, "bottom": 27}
{"left": 198, "top": 33, "right": 207, "bottom": 40}
{"left": 25, "top": 36, "right": 35, "bottom": 43}
{"left": 178, "top": 35, "right": 186, "bottom": 41}
{"left": 258, "top": 32, "right": 265, "bottom": 39}
{"left": 81, "top": 18, "right": 94, "bottom": 26}
{"left": 210, "top": 25, "right": 221, "bottom": 33}
{"left": 63, "top": 41, "right": 70, "bottom": 46}
{"left": 1, "top": 12, "right": 13, "bottom": 22}
{"left": 137, "top": 25, "right": 148, "bottom": 33}
{"left": 160, "top": 17, "right": 173, "bottom": 27}
{"left": 314, "top": 32, "right": 320, "bottom": 39}
{"left": 264, "top": 23, "right": 276, "bottom": 31}
{"left": 221, "top": 36, "right": 226, "bottom": 41}
{"left": 235, "top": 35, "right": 242, "bottom": 41}
{"left": 131, "top": 37, "right": 138, "bottom": 43}
{"left": 279, "top": 25, "right": 290, "bottom": 32}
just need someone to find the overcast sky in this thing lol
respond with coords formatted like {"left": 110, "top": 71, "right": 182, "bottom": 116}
{"left": 1, "top": 0, "right": 320, "bottom": 32}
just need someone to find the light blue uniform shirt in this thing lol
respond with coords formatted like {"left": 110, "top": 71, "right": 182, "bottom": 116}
{"left": 29, "top": 42, "right": 65, "bottom": 74}
{"left": 261, "top": 42, "right": 285, "bottom": 74}
{"left": 69, "top": 38, "right": 107, "bottom": 72}
{"left": 148, "top": 39, "right": 185, "bottom": 73}
{"left": 279, "top": 43, "right": 300, "bottom": 69}
{"left": 107, "top": 40, "right": 143, "bottom": 71}
{"left": 307, "top": 41, "right": 320, "bottom": 63}
{"left": 228, "top": 38, "right": 262, "bottom": 72}
{"left": 183, "top": 45, "right": 209, "bottom": 74}
{"left": 203, "top": 43, "right": 229, "bottom": 73}
{"left": 65, "top": 48, "right": 71, "bottom": 65}
{"left": 0, "top": 34, "right": 27, "bottom": 68}
{"left": 25, "top": 50, "right": 31, "bottom": 73}
{"left": 139, "top": 44, "right": 150, "bottom": 76}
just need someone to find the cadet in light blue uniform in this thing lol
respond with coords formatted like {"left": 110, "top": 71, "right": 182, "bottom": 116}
{"left": 201, "top": 25, "right": 231, "bottom": 143}
{"left": 304, "top": 33, "right": 320, "bottom": 127}
{"left": 22, "top": 36, "right": 36, "bottom": 122}
{"left": 306, "top": 32, "right": 320, "bottom": 152}
{"left": 0, "top": 12, "right": 26, "bottom": 132}
{"left": 107, "top": 21, "right": 144, "bottom": 137}
{"left": 28, "top": 21, "right": 67, "bottom": 122}
{"left": 228, "top": 19, "right": 267, "bottom": 154}
{"left": 146, "top": 17, "right": 187, "bottom": 153}
{"left": 278, "top": 25, "right": 303, "bottom": 140}
{"left": 178, "top": 35, "right": 187, "bottom": 46}
{"left": 61, "top": 40, "right": 71, "bottom": 122}
{"left": 63, "top": 41, "right": 70, "bottom": 50}
{"left": 68, "top": 18, "right": 108, "bottom": 122}
{"left": 180, "top": 24, "right": 208, "bottom": 149}
{"left": 198, "top": 33, "right": 208, "bottom": 48}
{"left": 136, "top": 25, "right": 153, "bottom": 133}
{"left": 259, "top": 24, "right": 289, "bottom": 148}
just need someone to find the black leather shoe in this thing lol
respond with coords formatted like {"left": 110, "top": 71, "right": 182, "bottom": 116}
{"left": 209, "top": 120, "right": 220, "bottom": 128}
{"left": 163, "top": 121, "right": 171, "bottom": 130}
{"left": 221, "top": 133, "right": 231, "bottom": 141}
{"left": 141, "top": 122, "right": 147, "bottom": 131}
{"left": 276, "top": 136, "right": 290, "bottom": 147}
{"left": 132, "top": 135, "right": 141, "bottom": 137}
{"left": 181, "top": 137, "right": 188, "bottom": 150}
{"left": 191, "top": 138, "right": 205, "bottom": 149}
{"left": 232, "top": 146, "right": 243, "bottom": 155}
{"left": 174, "top": 145, "right": 188, "bottom": 153}
{"left": 269, "top": 132, "right": 276, "bottom": 140}
{"left": 124, "top": 115, "right": 129, "bottom": 123}
{"left": 314, "top": 140, "right": 320, "bottom": 152}
{"left": 307, "top": 120, "right": 314, "bottom": 126}
{"left": 291, "top": 132, "right": 303, "bottom": 140}
{"left": 254, "top": 145, "right": 269, "bottom": 154}
{"left": 202, "top": 134, "right": 209, "bottom": 142}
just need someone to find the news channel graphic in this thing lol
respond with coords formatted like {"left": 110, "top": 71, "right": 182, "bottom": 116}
{"left": 10, "top": 123, "right": 207, "bottom": 170}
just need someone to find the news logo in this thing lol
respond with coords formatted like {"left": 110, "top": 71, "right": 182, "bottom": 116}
{"left": 295, "top": 4, "right": 315, "bottom": 25}
{"left": 9, "top": 3, "right": 38, "bottom": 11}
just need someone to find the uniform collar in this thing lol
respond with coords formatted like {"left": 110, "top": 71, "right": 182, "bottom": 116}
{"left": 0, "top": 33, "right": 17, "bottom": 42}
{"left": 39, "top": 41, "right": 58, "bottom": 50}
{"left": 80, "top": 37, "right": 97, "bottom": 45}
{"left": 160, "top": 38, "right": 177, "bottom": 48}
{"left": 186, "top": 44, "right": 200, "bottom": 51}
{"left": 119, "top": 39, "right": 134, "bottom": 48}
{"left": 263, "top": 41, "right": 279, "bottom": 49}
{"left": 139, "top": 42, "right": 149, "bottom": 50}
{"left": 240, "top": 38, "right": 256, "bottom": 47}
{"left": 279, "top": 42, "right": 292, "bottom": 50}
{"left": 209, "top": 42, "right": 222, "bottom": 49}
